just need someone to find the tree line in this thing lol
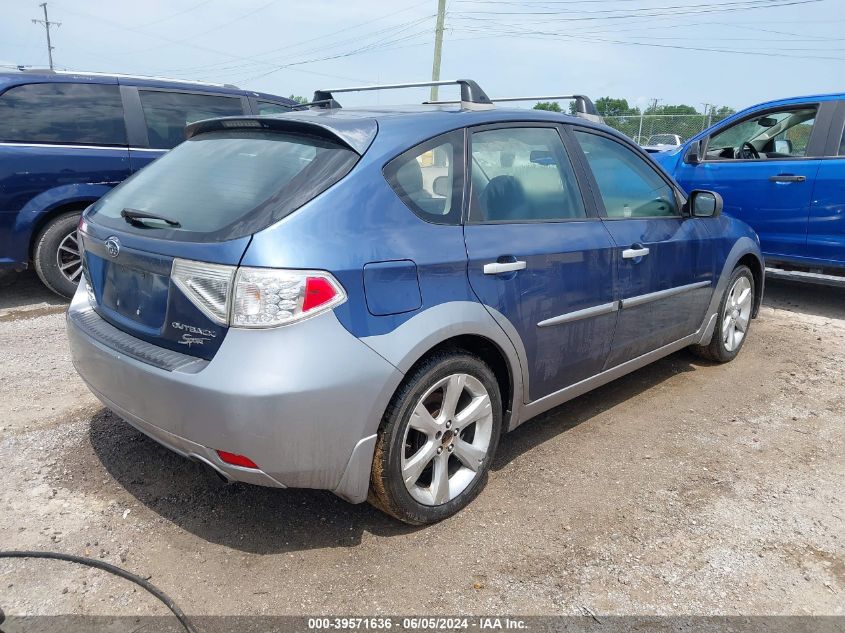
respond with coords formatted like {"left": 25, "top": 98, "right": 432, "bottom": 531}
{"left": 533, "top": 98, "right": 737, "bottom": 142}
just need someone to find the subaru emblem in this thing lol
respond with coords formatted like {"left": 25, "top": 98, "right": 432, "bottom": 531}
{"left": 105, "top": 236, "right": 121, "bottom": 258}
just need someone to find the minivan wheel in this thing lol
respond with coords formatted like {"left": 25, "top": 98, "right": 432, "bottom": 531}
{"left": 369, "top": 351, "right": 502, "bottom": 525}
{"left": 33, "top": 211, "right": 83, "bottom": 299}
{"left": 690, "top": 265, "right": 754, "bottom": 363}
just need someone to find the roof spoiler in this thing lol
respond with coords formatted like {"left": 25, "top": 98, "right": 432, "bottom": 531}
{"left": 312, "top": 79, "right": 494, "bottom": 111}
{"left": 185, "top": 115, "right": 378, "bottom": 154}
{"left": 426, "top": 93, "right": 602, "bottom": 123}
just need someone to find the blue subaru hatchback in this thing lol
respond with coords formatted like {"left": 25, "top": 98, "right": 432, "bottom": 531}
{"left": 67, "top": 80, "right": 764, "bottom": 523}
{"left": 0, "top": 69, "right": 294, "bottom": 297}
{"left": 653, "top": 92, "right": 845, "bottom": 276}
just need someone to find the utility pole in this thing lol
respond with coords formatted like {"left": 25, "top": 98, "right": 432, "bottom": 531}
{"left": 647, "top": 98, "right": 661, "bottom": 137}
{"left": 701, "top": 102, "right": 713, "bottom": 131}
{"left": 429, "top": 0, "right": 446, "bottom": 101}
{"left": 32, "top": 3, "right": 60, "bottom": 70}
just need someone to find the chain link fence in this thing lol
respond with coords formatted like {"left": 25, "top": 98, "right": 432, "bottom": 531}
{"left": 600, "top": 114, "right": 732, "bottom": 146}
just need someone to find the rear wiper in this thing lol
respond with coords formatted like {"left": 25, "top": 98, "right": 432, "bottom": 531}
{"left": 121, "top": 208, "right": 181, "bottom": 228}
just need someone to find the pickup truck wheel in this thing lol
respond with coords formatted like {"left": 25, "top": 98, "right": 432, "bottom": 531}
{"left": 690, "top": 265, "right": 754, "bottom": 363}
{"left": 369, "top": 351, "right": 502, "bottom": 525}
{"left": 33, "top": 211, "right": 84, "bottom": 299}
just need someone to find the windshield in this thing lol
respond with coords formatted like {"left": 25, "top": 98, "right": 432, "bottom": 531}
{"left": 88, "top": 129, "right": 359, "bottom": 241}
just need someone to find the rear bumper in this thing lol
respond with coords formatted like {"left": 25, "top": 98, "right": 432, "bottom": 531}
{"left": 66, "top": 287, "right": 403, "bottom": 502}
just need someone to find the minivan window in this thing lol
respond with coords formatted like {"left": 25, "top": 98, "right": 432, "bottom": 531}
{"left": 0, "top": 83, "right": 126, "bottom": 145}
{"left": 257, "top": 100, "right": 293, "bottom": 115}
{"left": 88, "top": 129, "right": 359, "bottom": 241}
{"left": 139, "top": 90, "right": 244, "bottom": 149}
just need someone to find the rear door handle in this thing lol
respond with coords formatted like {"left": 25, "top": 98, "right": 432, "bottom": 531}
{"left": 769, "top": 174, "right": 806, "bottom": 183}
{"left": 622, "top": 247, "right": 650, "bottom": 259}
{"left": 483, "top": 261, "right": 527, "bottom": 275}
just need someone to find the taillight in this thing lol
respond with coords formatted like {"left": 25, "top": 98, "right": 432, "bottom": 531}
{"left": 232, "top": 267, "right": 346, "bottom": 328}
{"left": 171, "top": 259, "right": 236, "bottom": 325}
{"left": 170, "top": 259, "right": 346, "bottom": 329}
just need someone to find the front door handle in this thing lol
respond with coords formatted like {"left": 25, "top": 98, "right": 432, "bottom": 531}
{"left": 769, "top": 174, "right": 806, "bottom": 183}
{"left": 622, "top": 247, "right": 650, "bottom": 259}
{"left": 483, "top": 260, "right": 527, "bottom": 275}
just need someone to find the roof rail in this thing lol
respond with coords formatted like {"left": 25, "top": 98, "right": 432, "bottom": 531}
{"left": 312, "top": 79, "right": 493, "bottom": 111}
{"left": 426, "top": 93, "right": 602, "bottom": 122}
{"left": 12, "top": 67, "right": 239, "bottom": 89}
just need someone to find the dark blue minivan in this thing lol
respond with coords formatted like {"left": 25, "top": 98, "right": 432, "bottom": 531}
{"left": 0, "top": 70, "right": 294, "bottom": 297}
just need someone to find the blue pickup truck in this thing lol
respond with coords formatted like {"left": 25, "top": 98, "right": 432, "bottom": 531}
{"left": 653, "top": 93, "right": 845, "bottom": 276}
{"left": 0, "top": 70, "right": 294, "bottom": 297}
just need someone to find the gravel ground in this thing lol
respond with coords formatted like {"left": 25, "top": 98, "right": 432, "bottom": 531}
{"left": 0, "top": 270, "right": 842, "bottom": 617}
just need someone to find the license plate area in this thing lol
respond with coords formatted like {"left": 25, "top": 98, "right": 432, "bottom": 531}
{"left": 100, "top": 261, "right": 170, "bottom": 330}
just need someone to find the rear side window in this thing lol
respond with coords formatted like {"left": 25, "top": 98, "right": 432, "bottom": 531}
{"left": 88, "top": 129, "right": 359, "bottom": 241}
{"left": 469, "top": 127, "right": 586, "bottom": 223}
{"left": 0, "top": 83, "right": 126, "bottom": 145}
{"left": 139, "top": 90, "right": 244, "bottom": 149}
{"left": 574, "top": 131, "right": 678, "bottom": 218}
{"left": 384, "top": 130, "right": 464, "bottom": 225}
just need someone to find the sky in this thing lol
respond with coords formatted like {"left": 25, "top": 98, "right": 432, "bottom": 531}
{"left": 1, "top": 0, "right": 844, "bottom": 113}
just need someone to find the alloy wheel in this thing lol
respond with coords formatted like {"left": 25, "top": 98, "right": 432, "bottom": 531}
{"left": 401, "top": 373, "right": 494, "bottom": 506}
{"left": 56, "top": 230, "right": 83, "bottom": 284}
{"left": 722, "top": 275, "right": 752, "bottom": 352}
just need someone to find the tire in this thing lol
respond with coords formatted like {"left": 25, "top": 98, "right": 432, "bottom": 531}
{"left": 369, "top": 350, "right": 503, "bottom": 525}
{"left": 33, "top": 211, "right": 84, "bottom": 299}
{"left": 690, "top": 265, "right": 754, "bottom": 363}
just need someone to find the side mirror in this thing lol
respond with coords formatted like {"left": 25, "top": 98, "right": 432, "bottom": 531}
{"left": 689, "top": 190, "right": 723, "bottom": 218}
{"left": 685, "top": 139, "right": 704, "bottom": 165}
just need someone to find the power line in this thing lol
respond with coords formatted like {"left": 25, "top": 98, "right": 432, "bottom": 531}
{"left": 31, "top": 3, "right": 61, "bottom": 70}
{"left": 133, "top": 0, "right": 216, "bottom": 29}
{"left": 452, "top": 21, "right": 845, "bottom": 60}
{"left": 449, "top": 0, "right": 822, "bottom": 25}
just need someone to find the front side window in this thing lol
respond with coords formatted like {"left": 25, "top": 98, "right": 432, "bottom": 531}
{"left": 384, "top": 130, "right": 463, "bottom": 224}
{"left": 0, "top": 82, "right": 126, "bottom": 145}
{"left": 469, "top": 127, "right": 586, "bottom": 222}
{"left": 706, "top": 107, "right": 817, "bottom": 160}
{"left": 139, "top": 90, "right": 244, "bottom": 149}
{"left": 574, "top": 131, "right": 678, "bottom": 219}
{"left": 88, "top": 129, "right": 359, "bottom": 241}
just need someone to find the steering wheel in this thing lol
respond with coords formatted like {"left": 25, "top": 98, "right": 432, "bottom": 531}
{"left": 737, "top": 142, "right": 760, "bottom": 160}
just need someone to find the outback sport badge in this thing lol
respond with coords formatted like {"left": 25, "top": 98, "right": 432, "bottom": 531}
{"left": 105, "top": 236, "right": 120, "bottom": 258}
{"left": 171, "top": 321, "right": 217, "bottom": 348}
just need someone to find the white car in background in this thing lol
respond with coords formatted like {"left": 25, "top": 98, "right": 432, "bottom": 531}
{"left": 642, "top": 133, "right": 684, "bottom": 153}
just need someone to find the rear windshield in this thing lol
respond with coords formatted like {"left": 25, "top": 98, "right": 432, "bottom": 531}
{"left": 88, "top": 129, "right": 359, "bottom": 241}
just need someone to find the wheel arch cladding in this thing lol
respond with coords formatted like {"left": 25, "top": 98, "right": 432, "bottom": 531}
{"left": 398, "top": 334, "right": 514, "bottom": 433}
{"left": 736, "top": 252, "right": 764, "bottom": 318}
{"left": 359, "top": 301, "right": 526, "bottom": 433}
